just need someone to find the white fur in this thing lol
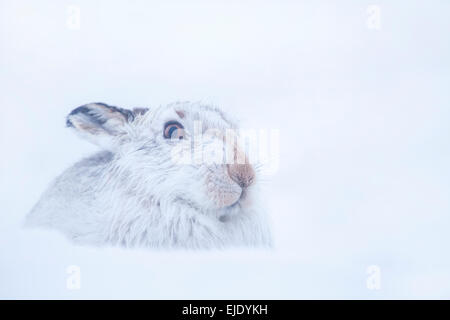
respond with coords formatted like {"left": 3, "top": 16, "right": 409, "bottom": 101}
{"left": 26, "top": 102, "right": 272, "bottom": 249}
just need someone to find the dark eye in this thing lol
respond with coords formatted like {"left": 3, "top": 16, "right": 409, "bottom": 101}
{"left": 163, "top": 121, "right": 184, "bottom": 140}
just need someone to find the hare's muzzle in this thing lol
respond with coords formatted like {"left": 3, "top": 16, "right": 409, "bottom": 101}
{"left": 206, "top": 132, "right": 256, "bottom": 209}
{"left": 226, "top": 143, "right": 255, "bottom": 189}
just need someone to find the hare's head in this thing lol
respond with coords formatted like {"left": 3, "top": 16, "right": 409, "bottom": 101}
{"left": 66, "top": 102, "right": 256, "bottom": 215}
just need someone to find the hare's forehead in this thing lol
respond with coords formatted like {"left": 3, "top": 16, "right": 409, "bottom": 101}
{"left": 147, "top": 104, "right": 235, "bottom": 131}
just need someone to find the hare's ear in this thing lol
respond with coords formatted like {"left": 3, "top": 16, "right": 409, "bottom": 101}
{"left": 66, "top": 102, "right": 134, "bottom": 149}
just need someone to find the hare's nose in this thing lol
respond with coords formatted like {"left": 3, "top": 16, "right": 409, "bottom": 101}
{"left": 227, "top": 163, "right": 255, "bottom": 189}
{"left": 226, "top": 139, "right": 255, "bottom": 188}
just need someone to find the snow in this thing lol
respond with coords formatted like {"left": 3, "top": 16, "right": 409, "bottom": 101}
{"left": 1, "top": 0, "right": 450, "bottom": 299}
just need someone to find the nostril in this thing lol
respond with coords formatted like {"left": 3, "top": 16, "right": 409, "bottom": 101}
{"left": 237, "top": 178, "right": 246, "bottom": 189}
{"left": 227, "top": 163, "right": 255, "bottom": 189}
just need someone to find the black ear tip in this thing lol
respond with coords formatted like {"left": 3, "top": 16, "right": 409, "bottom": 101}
{"left": 66, "top": 105, "right": 96, "bottom": 128}
{"left": 66, "top": 118, "right": 74, "bottom": 127}
{"left": 66, "top": 102, "right": 136, "bottom": 127}
{"left": 68, "top": 105, "right": 91, "bottom": 117}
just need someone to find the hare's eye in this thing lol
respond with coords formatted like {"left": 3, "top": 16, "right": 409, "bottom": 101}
{"left": 164, "top": 121, "right": 184, "bottom": 140}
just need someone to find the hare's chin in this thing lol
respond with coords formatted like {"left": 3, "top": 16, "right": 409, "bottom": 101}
{"left": 219, "top": 188, "right": 248, "bottom": 212}
{"left": 215, "top": 189, "right": 242, "bottom": 209}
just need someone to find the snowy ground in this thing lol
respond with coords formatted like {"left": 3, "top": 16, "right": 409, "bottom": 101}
{"left": 1, "top": 0, "right": 450, "bottom": 299}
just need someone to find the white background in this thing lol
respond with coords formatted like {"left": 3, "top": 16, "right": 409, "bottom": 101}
{"left": 1, "top": 0, "right": 449, "bottom": 299}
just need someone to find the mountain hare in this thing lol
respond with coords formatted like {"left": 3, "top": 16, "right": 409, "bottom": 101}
{"left": 26, "top": 102, "right": 272, "bottom": 249}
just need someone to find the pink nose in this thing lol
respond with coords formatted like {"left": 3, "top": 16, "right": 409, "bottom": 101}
{"left": 226, "top": 140, "right": 255, "bottom": 188}
{"left": 227, "top": 163, "right": 255, "bottom": 188}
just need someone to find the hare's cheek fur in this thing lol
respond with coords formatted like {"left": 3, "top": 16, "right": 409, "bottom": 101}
{"left": 204, "top": 166, "right": 242, "bottom": 209}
